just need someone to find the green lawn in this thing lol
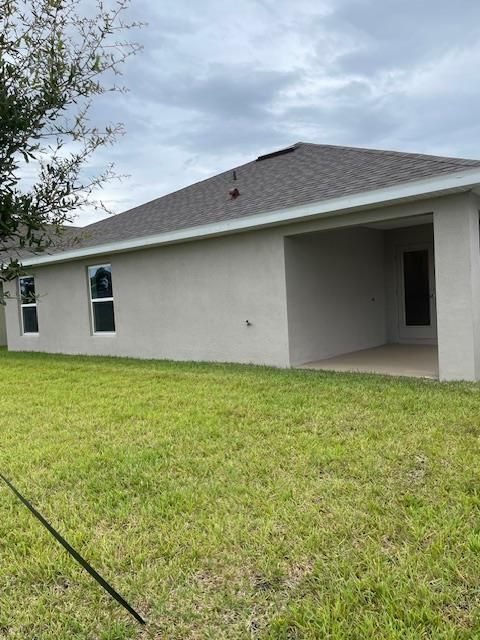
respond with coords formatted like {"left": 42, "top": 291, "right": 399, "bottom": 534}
{"left": 1, "top": 350, "right": 480, "bottom": 639}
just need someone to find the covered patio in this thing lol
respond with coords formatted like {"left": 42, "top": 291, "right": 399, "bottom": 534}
{"left": 285, "top": 190, "right": 480, "bottom": 381}
{"left": 285, "top": 211, "right": 443, "bottom": 379}
{"left": 300, "top": 344, "right": 438, "bottom": 378}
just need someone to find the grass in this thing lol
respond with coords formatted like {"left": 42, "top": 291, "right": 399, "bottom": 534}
{"left": 1, "top": 350, "right": 480, "bottom": 639}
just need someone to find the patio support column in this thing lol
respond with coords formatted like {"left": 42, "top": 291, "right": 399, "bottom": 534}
{"left": 434, "top": 193, "right": 480, "bottom": 381}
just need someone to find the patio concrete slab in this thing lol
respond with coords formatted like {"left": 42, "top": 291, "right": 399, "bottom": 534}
{"left": 299, "top": 344, "right": 438, "bottom": 378}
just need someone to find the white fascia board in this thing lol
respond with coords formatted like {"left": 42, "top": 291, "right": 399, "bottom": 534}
{"left": 20, "top": 167, "right": 480, "bottom": 267}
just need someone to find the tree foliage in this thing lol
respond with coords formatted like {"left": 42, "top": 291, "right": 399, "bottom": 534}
{"left": 0, "top": 0, "right": 141, "bottom": 279}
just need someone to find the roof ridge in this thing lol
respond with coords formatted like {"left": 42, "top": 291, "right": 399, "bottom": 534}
{"left": 297, "top": 141, "right": 480, "bottom": 167}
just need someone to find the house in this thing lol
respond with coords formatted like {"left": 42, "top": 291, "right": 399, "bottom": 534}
{"left": 2, "top": 142, "right": 480, "bottom": 381}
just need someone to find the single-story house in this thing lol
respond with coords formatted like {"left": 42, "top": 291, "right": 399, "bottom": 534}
{"left": 2, "top": 142, "right": 480, "bottom": 381}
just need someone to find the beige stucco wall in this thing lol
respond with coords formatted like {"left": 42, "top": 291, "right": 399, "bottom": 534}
{"left": 285, "top": 227, "right": 387, "bottom": 365}
{"left": 434, "top": 193, "right": 480, "bottom": 381}
{"left": 4, "top": 228, "right": 290, "bottom": 367}
{"left": 0, "top": 283, "right": 6, "bottom": 346}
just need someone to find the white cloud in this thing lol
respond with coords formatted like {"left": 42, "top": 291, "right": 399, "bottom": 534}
{"left": 73, "top": 0, "right": 480, "bottom": 225}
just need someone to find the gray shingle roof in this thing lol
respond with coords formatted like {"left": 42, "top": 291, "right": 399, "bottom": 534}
{"left": 0, "top": 225, "right": 82, "bottom": 264}
{"left": 21, "top": 143, "right": 480, "bottom": 254}
{"left": 79, "top": 142, "right": 480, "bottom": 247}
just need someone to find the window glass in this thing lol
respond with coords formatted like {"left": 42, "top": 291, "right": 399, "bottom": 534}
{"left": 89, "top": 265, "right": 113, "bottom": 299}
{"left": 20, "top": 276, "right": 36, "bottom": 304}
{"left": 22, "top": 307, "right": 39, "bottom": 333}
{"left": 403, "top": 250, "right": 430, "bottom": 326}
{"left": 88, "top": 264, "right": 115, "bottom": 333}
{"left": 92, "top": 300, "right": 115, "bottom": 333}
{"left": 19, "top": 276, "right": 38, "bottom": 334}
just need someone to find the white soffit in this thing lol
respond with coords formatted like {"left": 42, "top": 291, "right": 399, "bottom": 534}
{"left": 364, "top": 213, "right": 434, "bottom": 230}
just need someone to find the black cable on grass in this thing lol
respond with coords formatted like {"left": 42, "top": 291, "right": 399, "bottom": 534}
{"left": 0, "top": 473, "right": 145, "bottom": 625}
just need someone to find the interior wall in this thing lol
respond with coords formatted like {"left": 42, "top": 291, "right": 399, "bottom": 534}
{"left": 285, "top": 227, "right": 386, "bottom": 365}
{"left": 384, "top": 224, "right": 434, "bottom": 343}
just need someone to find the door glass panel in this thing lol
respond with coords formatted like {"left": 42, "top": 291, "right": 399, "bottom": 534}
{"left": 403, "top": 249, "right": 430, "bottom": 326}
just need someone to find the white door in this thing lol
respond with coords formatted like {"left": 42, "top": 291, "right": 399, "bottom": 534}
{"left": 397, "top": 244, "right": 437, "bottom": 342}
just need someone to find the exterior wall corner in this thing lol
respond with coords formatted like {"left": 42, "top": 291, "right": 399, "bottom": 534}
{"left": 434, "top": 193, "right": 480, "bottom": 381}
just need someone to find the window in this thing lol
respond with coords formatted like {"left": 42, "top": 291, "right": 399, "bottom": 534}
{"left": 19, "top": 276, "right": 39, "bottom": 334}
{"left": 88, "top": 264, "right": 115, "bottom": 333}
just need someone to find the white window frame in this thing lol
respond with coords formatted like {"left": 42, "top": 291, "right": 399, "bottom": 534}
{"left": 88, "top": 263, "right": 116, "bottom": 335}
{"left": 19, "top": 275, "right": 39, "bottom": 335}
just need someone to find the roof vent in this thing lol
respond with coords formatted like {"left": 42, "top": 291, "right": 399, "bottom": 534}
{"left": 229, "top": 187, "right": 240, "bottom": 199}
{"left": 256, "top": 144, "right": 297, "bottom": 162}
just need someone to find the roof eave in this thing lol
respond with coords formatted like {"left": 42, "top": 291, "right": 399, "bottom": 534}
{"left": 17, "top": 167, "right": 480, "bottom": 268}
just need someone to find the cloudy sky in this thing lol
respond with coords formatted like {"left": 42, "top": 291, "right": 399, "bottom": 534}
{"left": 81, "top": 0, "right": 480, "bottom": 225}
